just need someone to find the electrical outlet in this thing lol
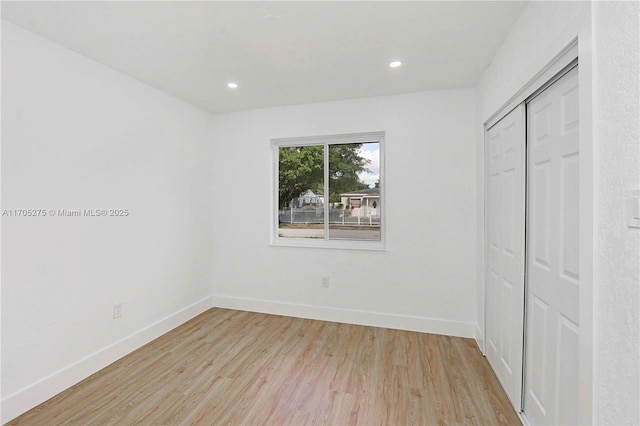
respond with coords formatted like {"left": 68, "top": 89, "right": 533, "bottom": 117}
{"left": 113, "top": 302, "right": 123, "bottom": 319}
{"left": 321, "top": 276, "right": 330, "bottom": 288}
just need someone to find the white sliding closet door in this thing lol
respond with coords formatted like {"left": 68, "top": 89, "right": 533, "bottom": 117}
{"left": 524, "top": 65, "right": 580, "bottom": 425}
{"left": 485, "top": 104, "right": 526, "bottom": 410}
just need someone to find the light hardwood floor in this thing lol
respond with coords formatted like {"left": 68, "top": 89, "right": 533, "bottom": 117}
{"left": 9, "top": 308, "right": 521, "bottom": 425}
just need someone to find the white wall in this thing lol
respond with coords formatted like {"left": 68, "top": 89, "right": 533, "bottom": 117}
{"left": 476, "top": 2, "right": 590, "bottom": 121}
{"left": 593, "top": 1, "right": 640, "bottom": 424}
{"left": 1, "top": 21, "right": 215, "bottom": 422}
{"left": 210, "top": 89, "right": 478, "bottom": 338}
{"left": 476, "top": 1, "right": 640, "bottom": 424}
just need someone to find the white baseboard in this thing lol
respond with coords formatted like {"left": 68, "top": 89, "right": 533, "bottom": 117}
{"left": 517, "top": 410, "right": 529, "bottom": 426}
{"left": 475, "top": 323, "right": 485, "bottom": 354}
{"left": 211, "top": 295, "right": 476, "bottom": 338}
{"left": 1, "top": 296, "right": 213, "bottom": 424}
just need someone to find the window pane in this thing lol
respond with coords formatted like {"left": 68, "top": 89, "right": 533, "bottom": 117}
{"left": 328, "top": 142, "right": 381, "bottom": 241}
{"left": 278, "top": 145, "right": 325, "bottom": 239}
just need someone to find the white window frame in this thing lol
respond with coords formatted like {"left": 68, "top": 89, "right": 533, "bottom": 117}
{"left": 271, "top": 131, "right": 385, "bottom": 251}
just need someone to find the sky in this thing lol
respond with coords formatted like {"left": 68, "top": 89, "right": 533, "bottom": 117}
{"left": 357, "top": 142, "right": 380, "bottom": 188}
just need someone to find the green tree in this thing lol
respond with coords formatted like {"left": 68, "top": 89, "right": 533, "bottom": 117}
{"left": 328, "top": 144, "right": 370, "bottom": 202}
{"left": 278, "top": 144, "right": 370, "bottom": 209}
{"left": 278, "top": 146, "right": 324, "bottom": 209}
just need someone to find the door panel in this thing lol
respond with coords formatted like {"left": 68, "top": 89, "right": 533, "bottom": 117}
{"left": 485, "top": 104, "right": 526, "bottom": 409}
{"left": 524, "top": 65, "right": 579, "bottom": 425}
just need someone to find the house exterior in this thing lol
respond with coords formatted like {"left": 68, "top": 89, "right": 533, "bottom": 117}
{"left": 340, "top": 187, "right": 380, "bottom": 217}
{"left": 291, "top": 189, "right": 324, "bottom": 208}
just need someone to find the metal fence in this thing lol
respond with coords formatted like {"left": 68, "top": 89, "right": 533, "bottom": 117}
{"left": 279, "top": 207, "right": 381, "bottom": 226}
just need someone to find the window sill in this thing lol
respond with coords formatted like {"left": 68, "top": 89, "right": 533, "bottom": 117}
{"left": 270, "top": 237, "right": 386, "bottom": 251}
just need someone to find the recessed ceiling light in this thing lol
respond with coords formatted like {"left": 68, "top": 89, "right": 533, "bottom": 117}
{"left": 263, "top": 14, "right": 284, "bottom": 25}
{"left": 227, "top": 82, "right": 238, "bottom": 89}
{"left": 389, "top": 61, "right": 402, "bottom": 68}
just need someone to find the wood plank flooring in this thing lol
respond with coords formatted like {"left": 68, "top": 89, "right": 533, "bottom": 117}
{"left": 9, "top": 308, "right": 521, "bottom": 425}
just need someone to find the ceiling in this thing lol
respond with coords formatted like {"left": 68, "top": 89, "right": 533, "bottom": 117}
{"left": 2, "top": 1, "right": 526, "bottom": 114}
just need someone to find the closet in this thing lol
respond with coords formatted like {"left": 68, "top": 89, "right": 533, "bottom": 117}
{"left": 485, "top": 62, "right": 580, "bottom": 425}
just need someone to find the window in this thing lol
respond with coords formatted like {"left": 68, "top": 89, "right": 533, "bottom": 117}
{"left": 272, "top": 132, "right": 384, "bottom": 250}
